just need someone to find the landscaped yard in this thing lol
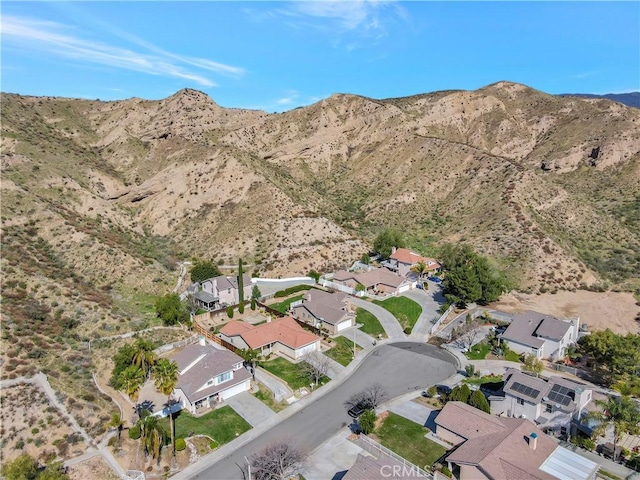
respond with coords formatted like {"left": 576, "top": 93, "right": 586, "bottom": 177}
{"left": 252, "top": 383, "right": 287, "bottom": 413}
{"left": 373, "top": 297, "right": 422, "bottom": 332}
{"left": 466, "top": 342, "right": 490, "bottom": 360}
{"left": 504, "top": 350, "right": 521, "bottom": 362}
{"left": 161, "top": 406, "right": 251, "bottom": 445}
{"left": 268, "top": 294, "right": 304, "bottom": 314}
{"left": 373, "top": 412, "right": 446, "bottom": 469}
{"left": 356, "top": 308, "right": 387, "bottom": 338}
{"left": 325, "top": 336, "right": 362, "bottom": 366}
{"left": 261, "top": 357, "right": 329, "bottom": 390}
{"left": 463, "top": 375, "right": 504, "bottom": 386}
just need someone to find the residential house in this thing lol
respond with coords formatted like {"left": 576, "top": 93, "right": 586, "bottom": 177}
{"left": 197, "top": 273, "right": 252, "bottom": 309}
{"left": 343, "top": 453, "right": 413, "bottom": 480}
{"left": 170, "top": 338, "right": 251, "bottom": 414}
{"left": 435, "top": 401, "right": 598, "bottom": 480}
{"left": 333, "top": 267, "right": 414, "bottom": 296}
{"left": 382, "top": 247, "right": 441, "bottom": 278}
{"left": 290, "top": 289, "right": 356, "bottom": 335}
{"left": 500, "top": 310, "right": 580, "bottom": 361}
{"left": 489, "top": 369, "right": 593, "bottom": 437}
{"left": 219, "top": 316, "right": 321, "bottom": 360}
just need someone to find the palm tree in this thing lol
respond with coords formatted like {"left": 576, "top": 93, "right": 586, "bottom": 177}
{"left": 118, "top": 365, "right": 145, "bottom": 402}
{"left": 411, "top": 261, "right": 428, "bottom": 280}
{"left": 152, "top": 359, "right": 179, "bottom": 460}
{"left": 131, "top": 338, "right": 157, "bottom": 378}
{"left": 583, "top": 395, "right": 640, "bottom": 462}
{"left": 239, "top": 348, "right": 260, "bottom": 381}
{"left": 107, "top": 412, "right": 124, "bottom": 447}
{"left": 138, "top": 410, "right": 167, "bottom": 466}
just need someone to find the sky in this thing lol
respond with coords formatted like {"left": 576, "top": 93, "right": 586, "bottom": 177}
{"left": 2, "top": 1, "right": 639, "bottom": 112}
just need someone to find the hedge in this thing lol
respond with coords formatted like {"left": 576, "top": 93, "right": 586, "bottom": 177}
{"left": 274, "top": 284, "right": 313, "bottom": 298}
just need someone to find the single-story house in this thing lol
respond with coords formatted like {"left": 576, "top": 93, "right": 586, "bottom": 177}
{"left": 500, "top": 310, "right": 580, "bottom": 361}
{"left": 197, "top": 273, "right": 252, "bottom": 308}
{"left": 489, "top": 369, "right": 593, "bottom": 437}
{"left": 169, "top": 338, "right": 251, "bottom": 414}
{"left": 381, "top": 247, "right": 441, "bottom": 278}
{"left": 333, "top": 267, "right": 414, "bottom": 296}
{"left": 343, "top": 453, "right": 412, "bottom": 480}
{"left": 290, "top": 289, "right": 356, "bottom": 335}
{"left": 435, "top": 401, "right": 598, "bottom": 480}
{"left": 219, "top": 316, "right": 321, "bottom": 360}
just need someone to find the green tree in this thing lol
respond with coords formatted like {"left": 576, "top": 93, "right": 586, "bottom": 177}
{"left": 373, "top": 229, "right": 405, "bottom": 258}
{"left": 190, "top": 259, "right": 221, "bottom": 282}
{"left": 469, "top": 390, "right": 491, "bottom": 413}
{"left": 583, "top": 395, "right": 640, "bottom": 462}
{"left": 355, "top": 283, "right": 366, "bottom": 292}
{"left": 38, "top": 463, "right": 70, "bottom": 480}
{"left": 579, "top": 330, "right": 640, "bottom": 385}
{"left": 131, "top": 338, "right": 157, "bottom": 378}
{"left": 238, "top": 258, "right": 245, "bottom": 313}
{"left": 522, "top": 354, "right": 543, "bottom": 376}
{"left": 308, "top": 269, "right": 320, "bottom": 283}
{"left": 251, "top": 284, "right": 262, "bottom": 300}
{"left": 138, "top": 410, "right": 168, "bottom": 465}
{"left": 251, "top": 297, "right": 256, "bottom": 311}
{"left": 109, "top": 343, "right": 137, "bottom": 389}
{"left": 155, "top": 293, "right": 189, "bottom": 326}
{"left": 118, "top": 365, "right": 145, "bottom": 401}
{"left": 226, "top": 306, "right": 234, "bottom": 318}
{"left": 239, "top": 348, "right": 260, "bottom": 381}
{"left": 449, "top": 384, "right": 471, "bottom": 403}
{"left": 107, "top": 412, "right": 124, "bottom": 447}
{"left": 359, "top": 409, "right": 377, "bottom": 435}
{"left": 1, "top": 453, "right": 38, "bottom": 480}
{"left": 152, "top": 359, "right": 179, "bottom": 461}
{"left": 360, "top": 253, "right": 370, "bottom": 265}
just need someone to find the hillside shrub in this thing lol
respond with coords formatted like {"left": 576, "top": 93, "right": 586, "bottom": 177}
{"left": 226, "top": 306, "right": 234, "bottom": 319}
{"left": 175, "top": 438, "right": 186, "bottom": 451}
{"left": 128, "top": 424, "right": 141, "bottom": 440}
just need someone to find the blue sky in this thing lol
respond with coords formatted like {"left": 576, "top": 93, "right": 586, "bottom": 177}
{"left": 2, "top": 1, "right": 639, "bottom": 112}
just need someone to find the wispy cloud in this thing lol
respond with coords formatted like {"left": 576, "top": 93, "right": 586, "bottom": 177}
{"left": 0, "top": 15, "right": 245, "bottom": 87}
{"left": 573, "top": 71, "right": 598, "bottom": 79}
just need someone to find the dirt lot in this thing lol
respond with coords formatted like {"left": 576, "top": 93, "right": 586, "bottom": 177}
{"left": 68, "top": 456, "right": 120, "bottom": 480}
{"left": 490, "top": 290, "right": 640, "bottom": 334}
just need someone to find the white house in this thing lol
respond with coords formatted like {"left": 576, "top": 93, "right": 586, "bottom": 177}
{"left": 500, "top": 310, "right": 580, "bottom": 361}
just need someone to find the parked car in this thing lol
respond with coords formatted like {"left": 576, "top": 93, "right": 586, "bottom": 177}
{"left": 436, "top": 385, "right": 453, "bottom": 397}
{"left": 427, "top": 276, "right": 442, "bottom": 284}
{"left": 348, "top": 403, "right": 366, "bottom": 418}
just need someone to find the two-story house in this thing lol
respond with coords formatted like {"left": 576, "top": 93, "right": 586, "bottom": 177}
{"left": 489, "top": 369, "right": 593, "bottom": 437}
{"left": 170, "top": 338, "right": 251, "bottom": 414}
{"left": 500, "top": 310, "right": 580, "bottom": 361}
{"left": 290, "top": 289, "right": 356, "bottom": 335}
{"left": 195, "top": 273, "right": 253, "bottom": 310}
{"left": 382, "top": 247, "right": 441, "bottom": 278}
{"left": 333, "top": 267, "right": 414, "bottom": 296}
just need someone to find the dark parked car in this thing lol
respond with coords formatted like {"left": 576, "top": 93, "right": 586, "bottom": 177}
{"left": 436, "top": 385, "right": 453, "bottom": 396}
{"left": 427, "top": 276, "right": 442, "bottom": 284}
{"left": 348, "top": 403, "right": 366, "bottom": 418}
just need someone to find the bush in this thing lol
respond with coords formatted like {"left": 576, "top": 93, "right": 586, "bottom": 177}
{"left": 274, "top": 284, "right": 312, "bottom": 298}
{"left": 226, "top": 306, "right": 234, "bottom": 319}
{"left": 250, "top": 298, "right": 256, "bottom": 310}
{"left": 427, "top": 386, "right": 437, "bottom": 397}
{"left": 440, "top": 466, "right": 453, "bottom": 478}
{"left": 175, "top": 438, "right": 186, "bottom": 451}
{"left": 128, "top": 424, "right": 141, "bottom": 440}
{"left": 238, "top": 302, "right": 245, "bottom": 314}
{"left": 403, "top": 327, "right": 412, "bottom": 334}
{"left": 359, "top": 409, "right": 377, "bottom": 435}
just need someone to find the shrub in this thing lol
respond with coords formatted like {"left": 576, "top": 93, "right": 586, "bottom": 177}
{"left": 250, "top": 298, "right": 256, "bottom": 310}
{"left": 359, "top": 409, "right": 377, "bottom": 435}
{"left": 427, "top": 386, "right": 437, "bottom": 397}
{"left": 128, "top": 424, "right": 141, "bottom": 440}
{"left": 175, "top": 438, "right": 186, "bottom": 451}
{"left": 226, "top": 306, "right": 234, "bottom": 318}
{"left": 440, "top": 466, "right": 453, "bottom": 478}
{"left": 274, "top": 285, "right": 312, "bottom": 298}
{"left": 238, "top": 302, "right": 245, "bottom": 314}
{"left": 403, "top": 327, "right": 412, "bottom": 334}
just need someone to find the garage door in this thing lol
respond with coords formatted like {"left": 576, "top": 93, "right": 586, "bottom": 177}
{"left": 398, "top": 284, "right": 411, "bottom": 293}
{"left": 336, "top": 320, "right": 350, "bottom": 332}
{"left": 219, "top": 380, "right": 250, "bottom": 400}
{"left": 296, "top": 342, "right": 318, "bottom": 358}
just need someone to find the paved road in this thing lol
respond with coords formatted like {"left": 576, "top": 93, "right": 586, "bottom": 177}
{"left": 403, "top": 283, "right": 446, "bottom": 340}
{"left": 351, "top": 298, "right": 406, "bottom": 339}
{"left": 181, "top": 342, "right": 457, "bottom": 480}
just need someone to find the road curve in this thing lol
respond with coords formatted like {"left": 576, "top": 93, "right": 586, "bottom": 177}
{"left": 178, "top": 342, "right": 457, "bottom": 480}
{"left": 351, "top": 298, "right": 406, "bottom": 339}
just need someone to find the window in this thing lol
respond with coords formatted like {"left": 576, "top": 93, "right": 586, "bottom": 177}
{"left": 215, "top": 371, "right": 231, "bottom": 384}
{"left": 206, "top": 379, "right": 214, "bottom": 387}
{"left": 546, "top": 404, "right": 553, "bottom": 413}
{"left": 517, "top": 398, "right": 525, "bottom": 406}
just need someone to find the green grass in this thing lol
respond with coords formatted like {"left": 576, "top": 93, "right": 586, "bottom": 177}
{"left": 374, "top": 412, "right": 446, "bottom": 469}
{"left": 504, "top": 350, "right": 521, "bottom": 362}
{"left": 252, "top": 383, "right": 287, "bottom": 413}
{"left": 325, "top": 336, "right": 361, "bottom": 366}
{"left": 373, "top": 297, "right": 422, "bottom": 332}
{"left": 465, "top": 342, "right": 490, "bottom": 360}
{"left": 261, "top": 357, "right": 329, "bottom": 390}
{"left": 161, "top": 406, "right": 251, "bottom": 444}
{"left": 268, "top": 294, "right": 304, "bottom": 314}
{"left": 463, "top": 375, "right": 504, "bottom": 386}
{"left": 356, "top": 308, "right": 387, "bottom": 338}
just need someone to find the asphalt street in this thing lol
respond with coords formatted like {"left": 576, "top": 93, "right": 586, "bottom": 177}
{"left": 188, "top": 342, "right": 457, "bottom": 480}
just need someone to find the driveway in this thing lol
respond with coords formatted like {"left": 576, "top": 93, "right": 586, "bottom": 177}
{"left": 298, "top": 427, "right": 363, "bottom": 480}
{"left": 402, "top": 283, "right": 446, "bottom": 340}
{"left": 388, "top": 399, "right": 439, "bottom": 431}
{"left": 178, "top": 342, "right": 457, "bottom": 480}
{"left": 350, "top": 298, "right": 405, "bottom": 339}
{"left": 225, "top": 391, "right": 276, "bottom": 427}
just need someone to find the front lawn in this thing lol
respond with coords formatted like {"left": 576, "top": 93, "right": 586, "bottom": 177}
{"left": 504, "top": 350, "right": 521, "bottom": 362}
{"left": 374, "top": 412, "right": 446, "bottom": 469}
{"left": 356, "top": 308, "right": 387, "bottom": 338}
{"left": 261, "top": 357, "right": 329, "bottom": 390}
{"left": 268, "top": 294, "right": 304, "bottom": 314}
{"left": 373, "top": 297, "right": 422, "bottom": 332}
{"left": 463, "top": 375, "right": 504, "bottom": 386}
{"left": 325, "top": 336, "right": 362, "bottom": 366}
{"left": 465, "top": 342, "right": 490, "bottom": 360}
{"left": 161, "top": 406, "right": 251, "bottom": 444}
{"left": 252, "top": 383, "right": 287, "bottom": 413}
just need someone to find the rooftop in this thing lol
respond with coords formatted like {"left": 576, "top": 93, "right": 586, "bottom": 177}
{"left": 501, "top": 310, "right": 573, "bottom": 348}
{"left": 220, "top": 316, "right": 320, "bottom": 350}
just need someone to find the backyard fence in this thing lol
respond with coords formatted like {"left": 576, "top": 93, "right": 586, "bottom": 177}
{"left": 192, "top": 322, "right": 239, "bottom": 353}
{"left": 430, "top": 304, "right": 455, "bottom": 336}
{"left": 355, "top": 434, "right": 433, "bottom": 479}
{"left": 153, "top": 335, "right": 199, "bottom": 355}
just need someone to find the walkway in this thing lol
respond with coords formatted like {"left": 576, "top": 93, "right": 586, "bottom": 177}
{"left": 298, "top": 427, "right": 364, "bottom": 480}
{"left": 225, "top": 392, "right": 276, "bottom": 427}
{"left": 403, "top": 284, "right": 446, "bottom": 341}
{"left": 351, "top": 298, "right": 405, "bottom": 339}
{"left": 254, "top": 367, "right": 293, "bottom": 402}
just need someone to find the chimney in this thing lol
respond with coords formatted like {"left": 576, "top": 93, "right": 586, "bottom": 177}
{"left": 529, "top": 432, "right": 538, "bottom": 450}
{"left": 391, "top": 246, "right": 397, "bottom": 254}
{"left": 199, "top": 335, "right": 206, "bottom": 346}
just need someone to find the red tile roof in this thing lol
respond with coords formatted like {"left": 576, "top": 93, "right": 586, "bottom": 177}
{"left": 390, "top": 248, "right": 441, "bottom": 270}
{"left": 220, "top": 317, "right": 320, "bottom": 350}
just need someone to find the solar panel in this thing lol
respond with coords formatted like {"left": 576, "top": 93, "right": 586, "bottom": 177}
{"left": 549, "top": 384, "right": 574, "bottom": 406}
{"left": 512, "top": 382, "right": 540, "bottom": 400}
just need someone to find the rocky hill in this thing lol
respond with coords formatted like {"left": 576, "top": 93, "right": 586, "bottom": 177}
{"left": 2, "top": 82, "right": 639, "bottom": 332}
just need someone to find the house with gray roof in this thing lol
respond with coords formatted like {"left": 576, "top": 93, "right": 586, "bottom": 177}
{"left": 435, "top": 401, "right": 598, "bottom": 480}
{"left": 500, "top": 310, "right": 580, "bottom": 361}
{"left": 169, "top": 338, "right": 251, "bottom": 414}
{"left": 333, "top": 267, "right": 414, "bottom": 296}
{"left": 196, "top": 273, "right": 252, "bottom": 310}
{"left": 489, "top": 369, "right": 593, "bottom": 437}
{"left": 289, "top": 289, "right": 356, "bottom": 335}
